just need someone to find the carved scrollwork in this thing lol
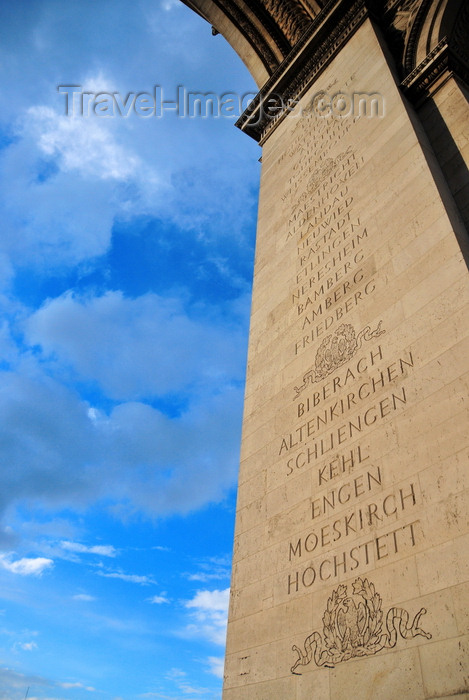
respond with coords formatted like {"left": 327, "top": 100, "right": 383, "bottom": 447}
{"left": 291, "top": 577, "right": 432, "bottom": 673}
{"left": 294, "top": 320, "right": 385, "bottom": 398}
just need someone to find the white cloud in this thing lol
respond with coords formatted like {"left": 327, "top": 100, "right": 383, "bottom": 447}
{"left": 186, "top": 589, "right": 229, "bottom": 612}
{"left": 184, "top": 589, "right": 229, "bottom": 646}
{"left": 161, "top": 0, "right": 180, "bottom": 10}
{"left": 18, "top": 517, "right": 80, "bottom": 541}
{"left": 176, "top": 684, "right": 205, "bottom": 695}
{"left": 147, "top": 594, "right": 169, "bottom": 604}
{"left": 72, "top": 594, "right": 96, "bottom": 602}
{"left": 0, "top": 3, "right": 254, "bottom": 698}
{"left": 0, "top": 77, "right": 174, "bottom": 278}
{"left": 162, "top": 668, "right": 210, "bottom": 697}
{"left": 58, "top": 681, "right": 95, "bottom": 691}
{"left": 0, "top": 354, "right": 242, "bottom": 521}
{"left": 207, "top": 656, "right": 224, "bottom": 679}
{"left": 26, "top": 290, "right": 247, "bottom": 401}
{"left": 186, "top": 556, "right": 231, "bottom": 583}
{"left": 0, "top": 554, "right": 53, "bottom": 576}
{"left": 80, "top": 70, "right": 118, "bottom": 96}
{"left": 0, "top": 320, "right": 19, "bottom": 365}
{"left": 28, "top": 106, "right": 140, "bottom": 181}
{"left": 97, "top": 570, "right": 156, "bottom": 586}
{"left": 16, "top": 641, "right": 38, "bottom": 651}
{"left": 27, "top": 697, "right": 67, "bottom": 700}
{"left": 166, "top": 669, "right": 186, "bottom": 682}
{"left": 60, "top": 541, "right": 117, "bottom": 557}
{"left": 0, "top": 666, "right": 49, "bottom": 697}
{"left": 0, "top": 136, "right": 118, "bottom": 270}
{"left": 0, "top": 288, "right": 246, "bottom": 521}
{"left": 187, "top": 573, "right": 226, "bottom": 582}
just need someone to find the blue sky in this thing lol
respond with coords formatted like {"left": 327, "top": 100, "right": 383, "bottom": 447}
{"left": 0, "top": 1, "right": 260, "bottom": 698}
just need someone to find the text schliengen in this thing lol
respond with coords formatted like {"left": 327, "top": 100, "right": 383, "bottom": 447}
{"left": 280, "top": 386, "right": 407, "bottom": 456}
{"left": 282, "top": 387, "right": 407, "bottom": 471}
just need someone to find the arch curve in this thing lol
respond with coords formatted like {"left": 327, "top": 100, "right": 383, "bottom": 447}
{"left": 403, "top": 0, "right": 467, "bottom": 74}
{"left": 181, "top": 0, "right": 323, "bottom": 87}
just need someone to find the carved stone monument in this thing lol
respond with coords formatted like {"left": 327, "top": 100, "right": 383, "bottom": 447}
{"left": 183, "top": 0, "right": 468, "bottom": 697}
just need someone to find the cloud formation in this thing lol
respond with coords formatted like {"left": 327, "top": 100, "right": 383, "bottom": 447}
{"left": 0, "top": 285, "right": 246, "bottom": 528}
{"left": 148, "top": 594, "right": 169, "bottom": 604}
{"left": 26, "top": 290, "right": 247, "bottom": 401}
{"left": 60, "top": 541, "right": 117, "bottom": 557}
{"left": 0, "top": 554, "right": 53, "bottom": 576}
{"left": 58, "top": 681, "right": 95, "bottom": 691}
{"left": 0, "top": 667, "right": 49, "bottom": 699}
{"left": 28, "top": 105, "right": 141, "bottom": 181}
{"left": 72, "top": 594, "right": 96, "bottom": 602}
{"left": 16, "top": 641, "right": 38, "bottom": 651}
{"left": 207, "top": 656, "right": 225, "bottom": 679}
{"left": 0, "top": 2, "right": 258, "bottom": 697}
{"left": 96, "top": 569, "right": 157, "bottom": 586}
{"left": 184, "top": 588, "right": 230, "bottom": 645}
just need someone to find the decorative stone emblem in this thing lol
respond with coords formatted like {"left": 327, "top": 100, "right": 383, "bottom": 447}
{"left": 294, "top": 321, "right": 385, "bottom": 397}
{"left": 306, "top": 157, "right": 339, "bottom": 190}
{"left": 291, "top": 577, "right": 432, "bottom": 673}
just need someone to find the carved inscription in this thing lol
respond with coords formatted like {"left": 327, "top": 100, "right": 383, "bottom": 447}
{"left": 279, "top": 104, "right": 380, "bottom": 357}
{"left": 283, "top": 346, "right": 414, "bottom": 473}
{"left": 270, "top": 98, "right": 427, "bottom": 619}
{"left": 290, "top": 578, "right": 431, "bottom": 673}
{"left": 287, "top": 518, "right": 419, "bottom": 594}
{"left": 281, "top": 342, "right": 418, "bottom": 592}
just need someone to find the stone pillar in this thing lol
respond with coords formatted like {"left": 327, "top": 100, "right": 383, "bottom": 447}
{"left": 183, "top": 0, "right": 469, "bottom": 696}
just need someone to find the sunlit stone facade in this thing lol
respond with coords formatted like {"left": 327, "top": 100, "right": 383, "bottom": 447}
{"left": 184, "top": 0, "right": 469, "bottom": 696}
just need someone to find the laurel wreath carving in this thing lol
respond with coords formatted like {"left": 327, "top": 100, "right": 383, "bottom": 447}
{"left": 294, "top": 320, "right": 385, "bottom": 398}
{"left": 291, "top": 577, "right": 432, "bottom": 674}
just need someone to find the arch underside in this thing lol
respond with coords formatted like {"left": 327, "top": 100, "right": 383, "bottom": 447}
{"left": 182, "top": 0, "right": 468, "bottom": 105}
{"left": 181, "top": 0, "right": 324, "bottom": 86}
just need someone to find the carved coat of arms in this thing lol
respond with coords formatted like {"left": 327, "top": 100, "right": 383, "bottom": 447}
{"left": 291, "top": 578, "right": 431, "bottom": 673}
{"left": 294, "top": 321, "right": 385, "bottom": 397}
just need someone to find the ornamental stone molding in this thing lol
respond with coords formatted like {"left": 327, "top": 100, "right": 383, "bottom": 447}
{"left": 183, "top": 0, "right": 468, "bottom": 134}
